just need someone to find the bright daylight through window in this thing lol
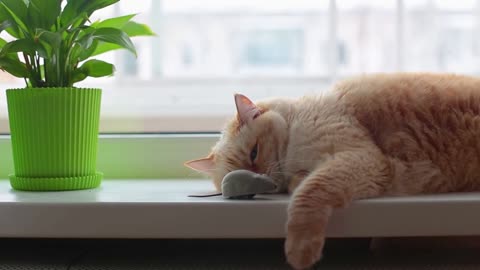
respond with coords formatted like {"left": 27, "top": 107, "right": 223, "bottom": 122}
{"left": 0, "top": 0, "right": 478, "bottom": 133}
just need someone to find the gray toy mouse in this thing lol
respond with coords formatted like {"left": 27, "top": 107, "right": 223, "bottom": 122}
{"left": 221, "top": 169, "right": 277, "bottom": 199}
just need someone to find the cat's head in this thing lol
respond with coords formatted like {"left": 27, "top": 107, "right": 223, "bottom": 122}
{"left": 185, "top": 94, "right": 289, "bottom": 192}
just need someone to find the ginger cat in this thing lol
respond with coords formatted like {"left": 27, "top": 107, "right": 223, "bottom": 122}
{"left": 185, "top": 73, "right": 480, "bottom": 269}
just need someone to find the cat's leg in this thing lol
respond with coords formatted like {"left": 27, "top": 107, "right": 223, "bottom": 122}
{"left": 285, "top": 149, "right": 391, "bottom": 269}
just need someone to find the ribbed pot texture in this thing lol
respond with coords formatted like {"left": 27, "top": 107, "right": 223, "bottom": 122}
{"left": 6, "top": 88, "right": 103, "bottom": 191}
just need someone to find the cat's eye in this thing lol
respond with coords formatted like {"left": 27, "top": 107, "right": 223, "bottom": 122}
{"left": 250, "top": 143, "right": 258, "bottom": 162}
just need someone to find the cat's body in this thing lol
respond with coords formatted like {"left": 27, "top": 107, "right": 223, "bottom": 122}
{"left": 288, "top": 72, "right": 480, "bottom": 195}
{"left": 186, "top": 73, "right": 480, "bottom": 269}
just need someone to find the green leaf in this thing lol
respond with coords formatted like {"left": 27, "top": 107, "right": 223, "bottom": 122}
{"left": 122, "top": 21, "right": 155, "bottom": 37}
{"left": 92, "top": 16, "right": 155, "bottom": 37}
{"left": 0, "top": 38, "right": 48, "bottom": 58}
{"left": 79, "top": 59, "right": 114, "bottom": 77}
{"left": 0, "top": 39, "right": 34, "bottom": 55}
{"left": 0, "top": 0, "right": 27, "bottom": 22}
{"left": 0, "top": 19, "right": 12, "bottom": 33}
{"left": 0, "top": 0, "right": 28, "bottom": 37}
{"left": 0, "top": 56, "right": 28, "bottom": 77}
{"left": 76, "top": 26, "right": 97, "bottom": 50}
{"left": 0, "top": 0, "right": 28, "bottom": 38}
{"left": 36, "top": 29, "right": 61, "bottom": 58}
{"left": 0, "top": 38, "right": 19, "bottom": 59}
{"left": 61, "top": 0, "right": 119, "bottom": 26}
{"left": 93, "top": 14, "right": 136, "bottom": 29}
{"left": 4, "top": 23, "right": 19, "bottom": 37}
{"left": 59, "top": 11, "right": 88, "bottom": 32}
{"left": 27, "top": 0, "right": 61, "bottom": 30}
{"left": 0, "top": 10, "right": 27, "bottom": 38}
{"left": 90, "top": 27, "right": 136, "bottom": 56}
{"left": 78, "top": 39, "right": 98, "bottom": 61}
{"left": 89, "top": 21, "right": 154, "bottom": 57}
{"left": 91, "top": 42, "right": 120, "bottom": 56}
{"left": 60, "top": 0, "right": 85, "bottom": 26}
{"left": 0, "top": 37, "right": 7, "bottom": 48}
{"left": 88, "top": 19, "right": 154, "bottom": 57}
{"left": 72, "top": 71, "right": 86, "bottom": 83}
{"left": 84, "top": 0, "right": 120, "bottom": 15}
{"left": 72, "top": 59, "right": 115, "bottom": 83}
{"left": 36, "top": 29, "right": 61, "bottom": 47}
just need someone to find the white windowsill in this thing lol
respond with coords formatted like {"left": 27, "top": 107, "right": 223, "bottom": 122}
{"left": 1, "top": 179, "right": 480, "bottom": 239}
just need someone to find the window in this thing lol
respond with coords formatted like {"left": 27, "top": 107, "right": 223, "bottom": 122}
{"left": 337, "top": 1, "right": 397, "bottom": 74}
{"left": 234, "top": 29, "right": 304, "bottom": 73}
{"left": 0, "top": 0, "right": 479, "bottom": 134}
{"left": 404, "top": 0, "right": 480, "bottom": 73}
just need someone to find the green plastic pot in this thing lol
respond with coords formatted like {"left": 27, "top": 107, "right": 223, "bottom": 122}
{"left": 6, "top": 88, "right": 103, "bottom": 191}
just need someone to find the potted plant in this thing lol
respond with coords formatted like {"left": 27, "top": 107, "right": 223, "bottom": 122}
{"left": 0, "top": 0, "right": 153, "bottom": 191}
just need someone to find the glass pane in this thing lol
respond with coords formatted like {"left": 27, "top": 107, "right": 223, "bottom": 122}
{"left": 337, "top": 0, "right": 397, "bottom": 75}
{"left": 404, "top": 0, "right": 480, "bottom": 73}
{"left": 162, "top": 0, "right": 329, "bottom": 77}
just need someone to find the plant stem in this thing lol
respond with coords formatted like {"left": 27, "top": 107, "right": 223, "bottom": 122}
{"left": 56, "top": 44, "right": 62, "bottom": 87}
{"left": 64, "top": 30, "right": 81, "bottom": 87}
{"left": 29, "top": 55, "right": 37, "bottom": 87}
{"left": 22, "top": 53, "right": 34, "bottom": 87}
{"left": 23, "top": 53, "right": 31, "bottom": 72}
{"left": 35, "top": 55, "right": 41, "bottom": 86}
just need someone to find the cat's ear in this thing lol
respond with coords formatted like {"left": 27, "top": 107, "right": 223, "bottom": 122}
{"left": 235, "top": 93, "right": 262, "bottom": 125}
{"left": 184, "top": 156, "right": 215, "bottom": 174}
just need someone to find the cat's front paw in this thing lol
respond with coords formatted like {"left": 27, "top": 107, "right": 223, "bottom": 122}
{"left": 285, "top": 219, "right": 326, "bottom": 269}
